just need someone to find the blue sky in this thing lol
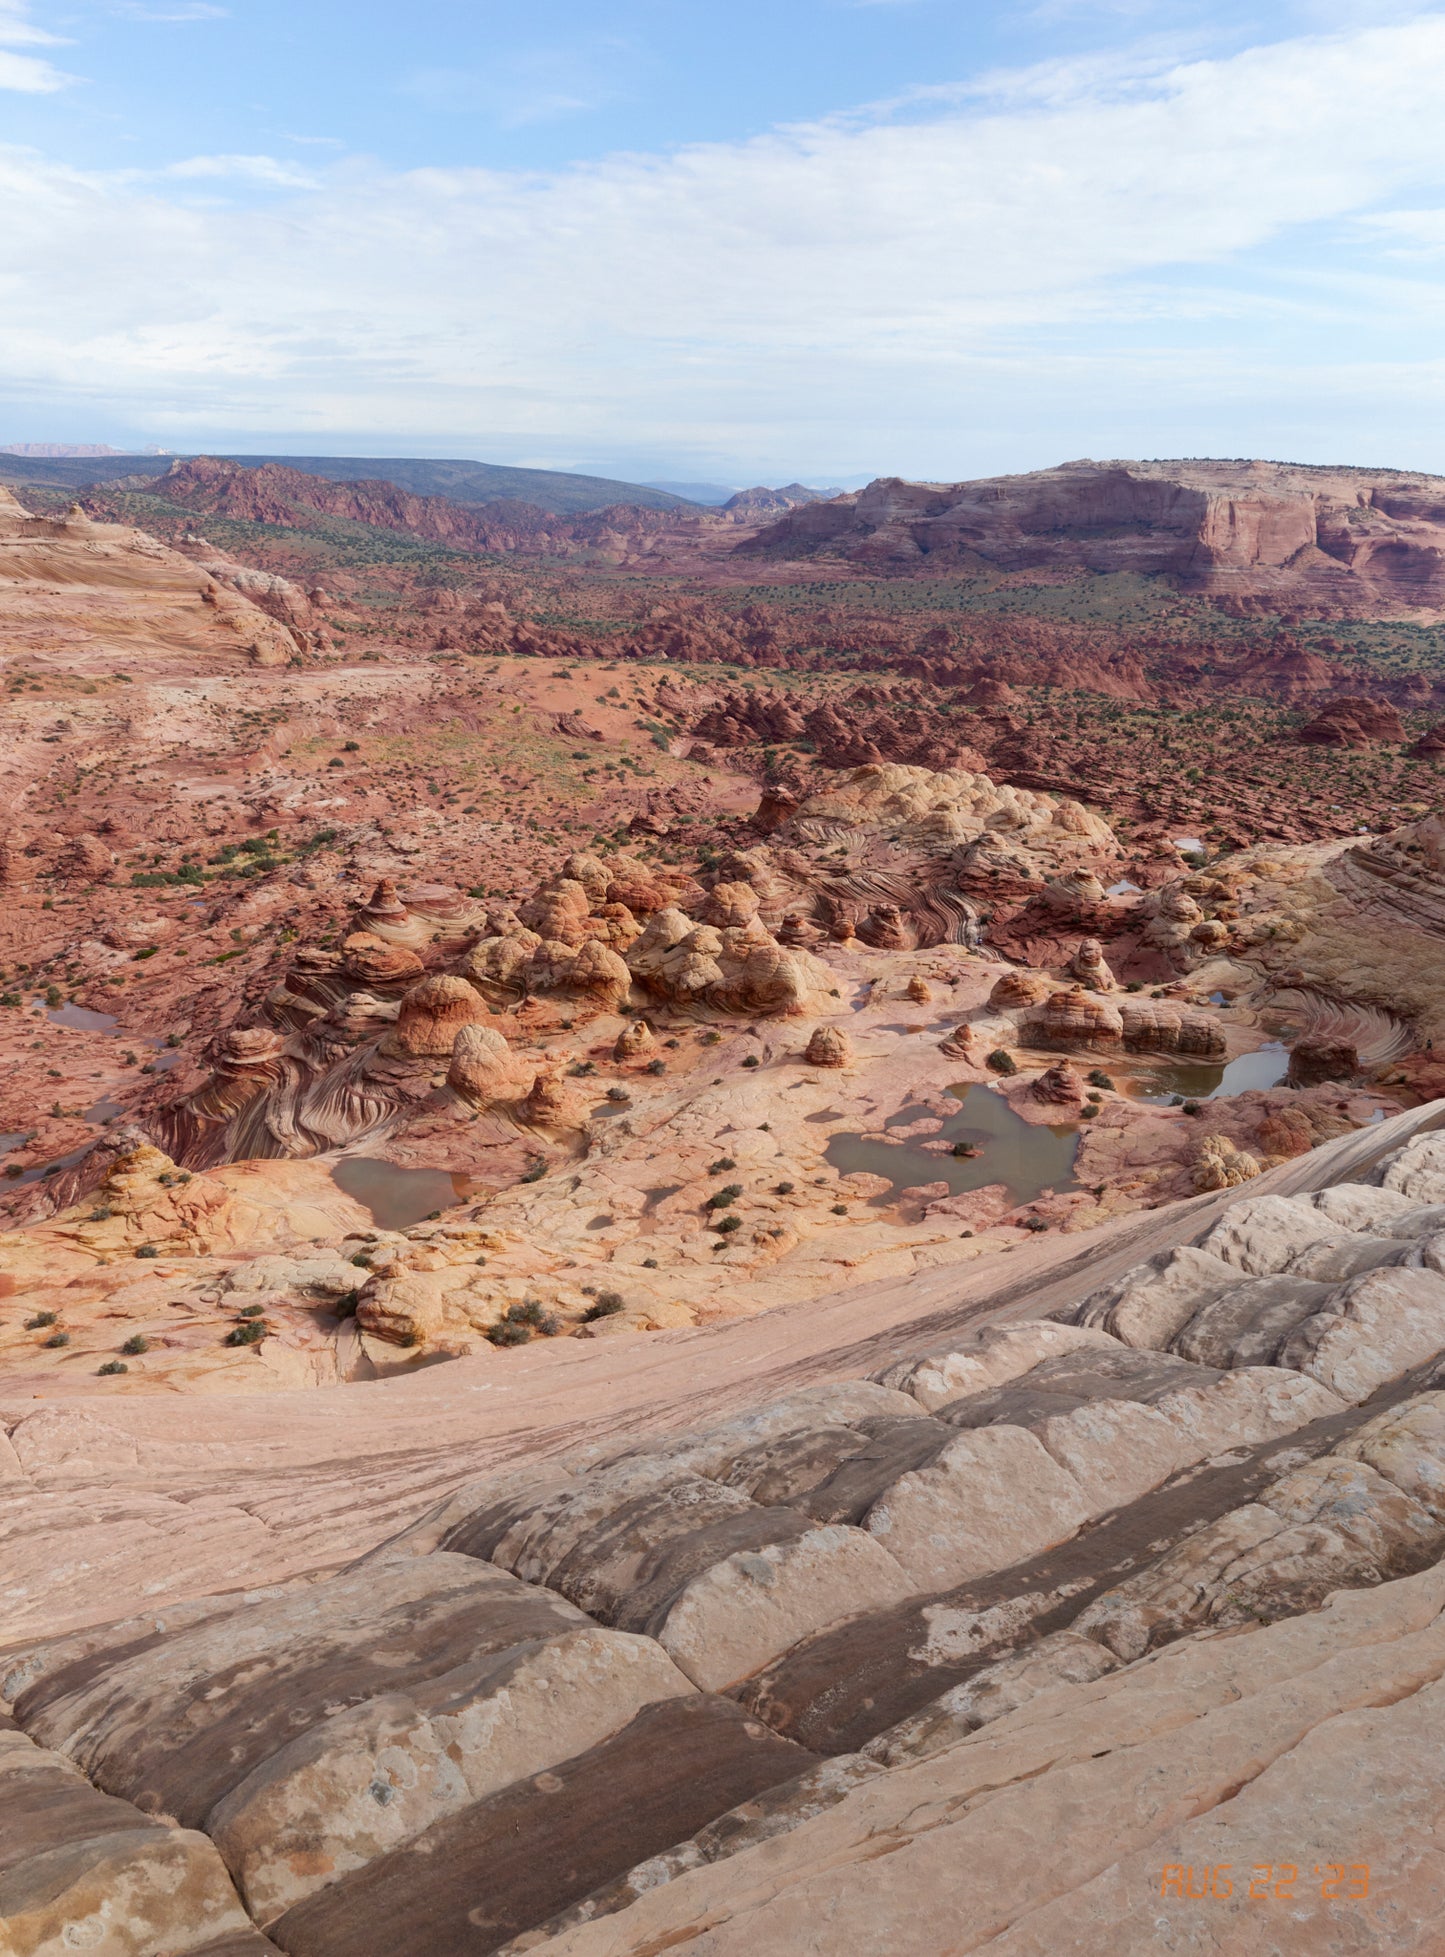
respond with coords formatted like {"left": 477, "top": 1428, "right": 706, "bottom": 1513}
{"left": 3, "top": 0, "right": 1445, "bottom": 483}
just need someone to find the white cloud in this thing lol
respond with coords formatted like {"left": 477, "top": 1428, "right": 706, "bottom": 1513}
{"left": 2, "top": 17, "right": 1445, "bottom": 473}
{"left": 0, "top": 1, "right": 73, "bottom": 88}
{"left": 0, "top": 47, "right": 69, "bottom": 87}
{"left": 155, "top": 153, "right": 319, "bottom": 188}
{"left": 0, "top": 0, "right": 65, "bottom": 45}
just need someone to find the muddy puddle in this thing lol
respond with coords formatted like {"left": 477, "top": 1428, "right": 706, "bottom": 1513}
{"left": 331, "top": 1157, "right": 476, "bottom": 1229}
{"left": 824, "top": 1082, "right": 1079, "bottom": 1206}
{"left": 29, "top": 997, "right": 121, "bottom": 1033}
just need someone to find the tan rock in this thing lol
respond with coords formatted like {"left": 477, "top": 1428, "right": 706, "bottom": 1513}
{"left": 1192, "top": 1131, "right": 1262, "bottom": 1192}
{"left": 656, "top": 1525, "right": 911, "bottom": 1692}
{"left": 0, "top": 1729, "right": 258, "bottom": 1957}
{"left": 210, "top": 1625, "right": 692, "bottom": 1921}
{"left": 1021, "top": 985, "right": 1124, "bottom": 1050}
{"left": 1067, "top": 937, "right": 1117, "bottom": 991}
{"left": 875, "top": 1321, "right": 1125, "bottom": 1412}
{"left": 447, "top": 1024, "right": 530, "bottom": 1104}
{"left": 613, "top": 1020, "right": 655, "bottom": 1060}
{"left": 803, "top": 1025, "right": 853, "bottom": 1068}
{"left": 1070, "top": 1245, "right": 1240, "bottom": 1349}
{"left": 863, "top": 1424, "right": 1094, "bottom": 1588}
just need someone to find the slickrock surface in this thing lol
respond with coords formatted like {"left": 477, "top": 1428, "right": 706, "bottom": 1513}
{"left": 6, "top": 1103, "right": 1445, "bottom": 1953}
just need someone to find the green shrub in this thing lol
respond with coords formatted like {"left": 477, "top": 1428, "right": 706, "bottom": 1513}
{"left": 25, "top": 1311, "right": 57, "bottom": 1329}
{"left": 715, "top": 1214, "right": 742, "bottom": 1233}
{"left": 44, "top": 1331, "right": 70, "bottom": 1347}
{"left": 709, "top": 1157, "right": 736, "bottom": 1173}
{"left": 741, "top": 1054, "right": 760, "bottom": 1069}
{"left": 226, "top": 1320, "right": 265, "bottom": 1345}
{"left": 121, "top": 1334, "right": 149, "bottom": 1355}
{"left": 98, "top": 1360, "right": 128, "bottom": 1376}
{"left": 581, "top": 1292, "right": 625, "bottom": 1321}
{"left": 986, "top": 1049, "right": 1018, "bottom": 1075}
{"left": 134, "top": 1244, "right": 158, "bottom": 1258}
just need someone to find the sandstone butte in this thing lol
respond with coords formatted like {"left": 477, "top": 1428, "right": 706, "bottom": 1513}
{"left": 6, "top": 463, "right": 1445, "bottom": 1953}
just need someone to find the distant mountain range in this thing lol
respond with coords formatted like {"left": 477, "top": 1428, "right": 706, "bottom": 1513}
{"left": 0, "top": 450, "right": 699, "bottom": 516}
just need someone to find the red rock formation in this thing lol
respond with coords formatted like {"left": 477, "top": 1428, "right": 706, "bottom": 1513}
{"left": 739, "top": 458, "right": 1445, "bottom": 614}
{"left": 989, "top": 970, "right": 1052, "bottom": 1010}
{"left": 1022, "top": 986, "right": 1125, "bottom": 1050}
{"left": 386, "top": 976, "right": 494, "bottom": 1057}
{"left": 1295, "top": 697, "right": 1405, "bottom": 747}
{"left": 1031, "top": 1060, "right": 1085, "bottom": 1108}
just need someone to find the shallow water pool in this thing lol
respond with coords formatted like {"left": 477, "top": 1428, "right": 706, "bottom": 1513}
{"left": 331, "top": 1157, "right": 476, "bottom": 1229}
{"left": 29, "top": 997, "right": 121, "bottom": 1033}
{"left": 1130, "top": 1041, "right": 1290, "bottom": 1106}
{"left": 824, "top": 1083, "right": 1079, "bottom": 1206}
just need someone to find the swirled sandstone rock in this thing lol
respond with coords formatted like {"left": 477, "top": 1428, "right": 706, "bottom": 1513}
{"left": 1021, "top": 985, "right": 1125, "bottom": 1050}
{"left": 338, "top": 933, "right": 426, "bottom": 989}
{"left": 351, "top": 879, "right": 434, "bottom": 952}
{"left": 803, "top": 1026, "right": 853, "bottom": 1068}
{"left": 988, "top": 969, "right": 1052, "bottom": 1010}
{"left": 1031, "top": 1060, "right": 1085, "bottom": 1108}
{"left": 446, "top": 1025, "right": 533, "bottom": 1105}
{"left": 384, "top": 976, "right": 494, "bottom": 1057}
{"left": 1068, "top": 937, "right": 1118, "bottom": 992}
{"left": 1118, "top": 999, "right": 1226, "bottom": 1056}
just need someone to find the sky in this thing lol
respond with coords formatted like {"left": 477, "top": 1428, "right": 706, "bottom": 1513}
{"left": 2, "top": 0, "right": 1445, "bottom": 485}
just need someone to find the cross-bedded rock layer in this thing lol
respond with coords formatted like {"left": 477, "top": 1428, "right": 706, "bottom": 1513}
{"left": 8, "top": 1110, "right": 1445, "bottom": 1954}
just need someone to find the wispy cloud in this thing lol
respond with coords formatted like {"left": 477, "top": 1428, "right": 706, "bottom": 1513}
{"left": 156, "top": 152, "right": 318, "bottom": 187}
{"left": 0, "top": 0, "right": 65, "bottom": 45}
{"left": 0, "top": 0, "right": 73, "bottom": 87}
{"left": 0, "top": 49, "right": 67, "bottom": 85}
{"left": 399, "top": 36, "right": 639, "bottom": 127}
{"left": 111, "top": 3, "right": 229, "bottom": 19}
{"left": 2, "top": 17, "right": 1445, "bottom": 473}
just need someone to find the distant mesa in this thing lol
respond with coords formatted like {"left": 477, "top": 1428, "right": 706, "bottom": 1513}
{"left": 739, "top": 456, "right": 1445, "bottom": 614}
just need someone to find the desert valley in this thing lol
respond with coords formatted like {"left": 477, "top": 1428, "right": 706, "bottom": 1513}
{"left": 4, "top": 445, "right": 1445, "bottom": 1950}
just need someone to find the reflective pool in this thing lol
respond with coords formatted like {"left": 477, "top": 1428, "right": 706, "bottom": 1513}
{"left": 824, "top": 1083, "right": 1079, "bottom": 1206}
{"left": 29, "top": 997, "right": 121, "bottom": 1033}
{"left": 1129, "top": 1041, "right": 1290, "bottom": 1106}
